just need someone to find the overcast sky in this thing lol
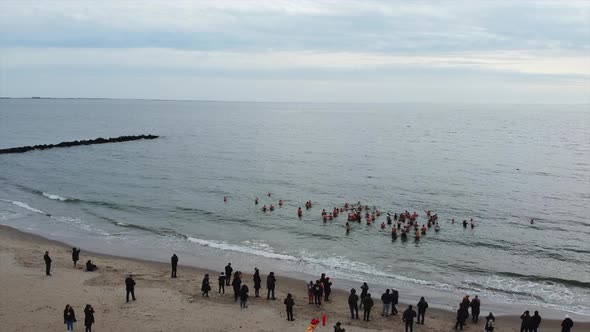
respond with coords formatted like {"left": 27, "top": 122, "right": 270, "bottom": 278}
{"left": 0, "top": 1, "right": 588, "bottom": 103}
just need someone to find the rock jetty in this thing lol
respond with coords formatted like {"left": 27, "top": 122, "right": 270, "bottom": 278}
{"left": 0, "top": 134, "right": 159, "bottom": 154}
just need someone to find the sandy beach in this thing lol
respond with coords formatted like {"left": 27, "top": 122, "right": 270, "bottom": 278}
{"left": 0, "top": 225, "right": 585, "bottom": 332}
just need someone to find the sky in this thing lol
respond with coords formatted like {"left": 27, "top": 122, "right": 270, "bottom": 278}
{"left": 0, "top": 0, "right": 589, "bottom": 103}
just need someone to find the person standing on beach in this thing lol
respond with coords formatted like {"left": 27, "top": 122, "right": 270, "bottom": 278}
{"left": 267, "top": 272, "right": 277, "bottom": 300}
{"left": 284, "top": 293, "right": 295, "bottom": 321}
{"left": 72, "top": 247, "right": 80, "bottom": 268}
{"left": 201, "top": 274, "right": 211, "bottom": 297}
{"left": 64, "top": 304, "right": 76, "bottom": 332}
{"left": 359, "top": 282, "right": 369, "bottom": 309}
{"left": 348, "top": 288, "right": 359, "bottom": 319}
{"left": 362, "top": 293, "right": 374, "bottom": 321}
{"left": 307, "top": 281, "right": 314, "bottom": 304}
{"left": 470, "top": 295, "right": 481, "bottom": 323}
{"left": 225, "top": 263, "right": 233, "bottom": 286}
{"left": 171, "top": 254, "right": 178, "bottom": 278}
{"left": 323, "top": 277, "right": 332, "bottom": 301}
{"left": 232, "top": 271, "right": 241, "bottom": 302}
{"left": 44, "top": 251, "right": 52, "bottom": 276}
{"left": 239, "top": 284, "right": 249, "bottom": 308}
{"left": 520, "top": 310, "right": 532, "bottom": 332}
{"left": 391, "top": 289, "right": 399, "bottom": 315}
{"left": 313, "top": 280, "right": 323, "bottom": 306}
{"left": 531, "top": 311, "right": 541, "bottom": 332}
{"left": 84, "top": 304, "right": 94, "bottom": 332}
{"left": 381, "top": 289, "right": 391, "bottom": 317}
{"left": 455, "top": 307, "right": 467, "bottom": 330}
{"left": 253, "top": 268, "right": 262, "bottom": 297}
{"left": 402, "top": 305, "right": 417, "bottom": 332}
{"left": 125, "top": 274, "right": 136, "bottom": 302}
{"left": 218, "top": 272, "right": 226, "bottom": 294}
{"left": 561, "top": 315, "right": 573, "bottom": 332}
{"left": 485, "top": 313, "right": 495, "bottom": 332}
{"left": 417, "top": 297, "right": 428, "bottom": 324}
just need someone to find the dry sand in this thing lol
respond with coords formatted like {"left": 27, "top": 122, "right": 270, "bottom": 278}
{"left": 0, "top": 225, "right": 585, "bottom": 332}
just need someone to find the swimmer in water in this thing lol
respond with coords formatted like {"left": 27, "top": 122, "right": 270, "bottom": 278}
{"left": 401, "top": 229, "right": 407, "bottom": 240}
{"left": 323, "top": 215, "right": 328, "bottom": 223}
{"left": 269, "top": 204, "right": 275, "bottom": 211}
{"left": 380, "top": 222, "right": 386, "bottom": 229}
{"left": 391, "top": 226, "right": 397, "bottom": 240}
{"left": 451, "top": 218, "right": 455, "bottom": 224}
{"left": 462, "top": 220, "right": 468, "bottom": 228}
{"left": 434, "top": 223, "right": 440, "bottom": 232}
{"left": 328, "top": 213, "right": 333, "bottom": 220}
{"left": 414, "top": 230, "right": 420, "bottom": 241}
{"left": 255, "top": 197, "right": 259, "bottom": 205}
{"left": 530, "top": 219, "right": 534, "bottom": 225}
{"left": 262, "top": 205, "right": 267, "bottom": 212}
{"left": 279, "top": 200, "right": 283, "bottom": 206}
{"left": 421, "top": 225, "right": 427, "bottom": 235}
{"left": 297, "top": 207, "right": 303, "bottom": 217}
{"left": 346, "top": 222, "right": 351, "bottom": 234}
{"left": 470, "top": 221, "right": 475, "bottom": 229}
{"left": 268, "top": 192, "right": 271, "bottom": 197}
{"left": 224, "top": 196, "right": 227, "bottom": 202}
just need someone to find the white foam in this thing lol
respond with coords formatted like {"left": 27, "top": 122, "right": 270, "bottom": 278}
{"left": 187, "top": 237, "right": 297, "bottom": 261}
{"left": 0, "top": 199, "right": 46, "bottom": 215}
{"left": 42, "top": 192, "right": 70, "bottom": 201}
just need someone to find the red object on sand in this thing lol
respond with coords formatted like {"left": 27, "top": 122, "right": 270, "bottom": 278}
{"left": 322, "top": 313, "right": 327, "bottom": 326}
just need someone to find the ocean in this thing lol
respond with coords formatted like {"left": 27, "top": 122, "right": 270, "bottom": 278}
{"left": 1, "top": 99, "right": 588, "bottom": 318}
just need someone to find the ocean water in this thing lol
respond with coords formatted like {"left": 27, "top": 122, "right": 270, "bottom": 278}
{"left": 1, "top": 99, "right": 589, "bottom": 317}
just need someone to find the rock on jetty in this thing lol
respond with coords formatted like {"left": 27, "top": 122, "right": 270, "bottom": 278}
{"left": 0, "top": 134, "right": 159, "bottom": 154}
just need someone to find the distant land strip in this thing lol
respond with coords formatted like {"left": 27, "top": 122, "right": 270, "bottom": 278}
{"left": 0, "top": 135, "right": 159, "bottom": 154}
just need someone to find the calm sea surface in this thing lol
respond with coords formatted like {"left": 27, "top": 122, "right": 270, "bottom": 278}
{"left": 1, "top": 99, "right": 589, "bottom": 317}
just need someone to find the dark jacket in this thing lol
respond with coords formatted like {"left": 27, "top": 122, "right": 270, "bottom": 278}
{"left": 64, "top": 308, "right": 76, "bottom": 323}
{"left": 403, "top": 308, "right": 417, "bottom": 323}
{"left": 360, "top": 284, "right": 369, "bottom": 297}
{"left": 323, "top": 280, "right": 332, "bottom": 294}
{"left": 225, "top": 264, "right": 233, "bottom": 277}
{"left": 381, "top": 292, "right": 392, "bottom": 304}
{"left": 171, "top": 254, "right": 178, "bottom": 266}
{"left": 240, "top": 285, "right": 249, "bottom": 300}
{"left": 84, "top": 308, "right": 94, "bottom": 327}
{"left": 253, "top": 271, "right": 262, "bottom": 289}
{"left": 348, "top": 293, "right": 359, "bottom": 305}
{"left": 531, "top": 313, "right": 542, "bottom": 328}
{"left": 232, "top": 275, "right": 241, "bottom": 289}
{"left": 125, "top": 277, "right": 136, "bottom": 290}
{"left": 218, "top": 275, "right": 226, "bottom": 285}
{"left": 44, "top": 253, "right": 51, "bottom": 264}
{"left": 521, "top": 313, "right": 532, "bottom": 329}
{"left": 201, "top": 277, "right": 211, "bottom": 292}
{"left": 267, "top": 273, "right": 276, "bottom": 289}
{"left": 417, "top": 299, "right": 428, "bottom": 312}
{"left": 284, "top": 297, "right": 295, "bottom": 309}
{"left": 391, "top": 290, "right": 399, "bottom": 304}
{"left": 363, "top": 296, "right": 374, "bottom": 309}
{"left": 72, "top": 248, "right": 80, "bottom": 262}
{"left": 561, "top": 317, "right": 573, "bottom": 332}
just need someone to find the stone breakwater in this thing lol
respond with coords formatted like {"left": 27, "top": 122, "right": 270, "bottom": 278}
{"left": 0, "top": 135, "right": 159, "bottom": 154}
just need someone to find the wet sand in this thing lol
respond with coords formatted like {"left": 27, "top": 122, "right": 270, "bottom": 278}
{"left": 0, "top": 224, "right": 586, "bottom": 331}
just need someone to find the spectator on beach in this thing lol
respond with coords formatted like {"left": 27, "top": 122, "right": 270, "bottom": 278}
{"left": 84, "top": 304, "right": 94, "bottom": 332}
{"left": 44, "top": 251, "right": 52, "bottom": 276}
{"left": 334, "top": 322, "right": 346, "bottom": 332}
{"left": 485, "top": 313, "right": 495, "bottom": 332}
{"left": 253, "top": 268, "right": 262, "bottom": 297}
{"left": 125, "top": 274, "right": 136, "bottom": 302}
{"left": 561, "top": 315, "right": 573, "bottom": 332}
{"left": 218, "top": 272, "right": 226, "bottom": 294}
{"left": 72, "top": 247, "right": 81, "bottom": 268}
{"left": 284, "top": 293, "right": 295, "bottom": 321}
{"left": 381, "top": 289, "right": 391, "bottom": 317}
{"left": 520, "top": 310, "right": 532, "bottom": 332}
{"left": 471, "top": 295, "right": 481, "bottom": 323}
{"left": 232, "top": 271, "right": 241, "bottom": 302}
{"left": 240, "top": 284, "right": 249, "bottom": 309}
{"left": 531, "top": 311, "right": 542, "bottom": 332}
{"left": 225, "top": 263, "right": 233, "bottom": 286}
{"left": 359, "top": 282, "right": 369, "bottom": 309}
{"left": 267, "top": 272, "right": 277, "bottom": 300}
{"left": 402, "top": 305, "right": 417, "bottom": 332}
{"left": 417, "top": 296, "right": 428, "bottom": 324}
{"left": 323, "top": 277, "right": 332, "bottom": 301}
{"left": 85, "top": 260, "right": 96, "bottom": 272}
{"left": 391, "top": 288, "right": 399, "bottom": 315}
{"left": 201, "top": 274, "right": 211, "bottom": 297}
{"left": 362, "top": 293, "right": 374, "bottom": 321}
{"left": 455, "top": 307, "right": 468, "bottom": 330}
{"left": 348, "top": 288, "right": 359, "bottom": 319}
{"left": 171, "top": 254, "right": 178, "bottom": 278}
{"left": 64, "top": 304, "right": 76, "bottom": 332}
{"left": 313, "top": 280, "right": 323, "bottom": 306}
{"left": 307, "top": 281, "right": 314, "bottom": 304}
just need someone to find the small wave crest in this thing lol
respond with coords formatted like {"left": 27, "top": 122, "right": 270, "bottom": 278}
{"left": 42, "top": 192, "right": 72, "bottom": 201}
{"left": 187, "top": 237, "right": 297, "bottom": 261}
{"left": 0, "top": 199, "right": 47, "bottom": 215}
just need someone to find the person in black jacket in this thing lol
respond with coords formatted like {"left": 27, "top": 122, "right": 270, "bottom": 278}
{"left": 218, "top": 272, "right": 226, "bottom": 294}
{"left": 417, "top": 297, "right": 428, "bottom": 324}
{"left": 359, "top": 282, "right": 369, "bottom": 309}
{"left": 225, "top": 263, "right": 233, "bottom": 286}
{"left": 232, "top": 271, "right": 241, "bottom": 302}
{"left": 171, "top": 254, "right": 178, "bottom": 278}
{"left": 323, "top": 277, "right": 332, "bottom": 301}
{"left": 402, "top": 305, "right": 417, "bottom": 332}
{"left": 381, "top": 289, "right": 392, "bottom": 317}
{"left": 313, "top": 280, "right": 323, "bottom": 306}
{"left": 485, "top": 312, "right": 495, "bottom": 332}
{"left": 44, "top": 251, "right": 52, "bottom": 276}
{"left": 531, "top": 311, "right": 541, "bottom": 332}
{"left": 240, "top": 284, "right": 249, "bottom": 308}
{"left": 85, "top": 260, "right": 97, "bottom": 272}
{"left": 334, "top": 322, "right": 346, "bottom": 332}
{"left": 253, "top": 268, "right": 262, "bottom": 297}
{"left": 201, "top": 274, "right": 211, "bottom": 297}
{"left": 284, "top": 293, "right": 295, "bottom": 321}
{"left": 72, "top": 247, "right": 81, "bottom": 268}
{"left": 362, "top": 293, "right": 374, "bottom": 321}
{"left": 267, "top": 272, "right": 277, "bottom": 300}
{"left": 391, "top": 289, "right": 399, "bottom": 315}
{"left": 125, "top": 274, "right": 136, "bottom": 302}
{"left": 561, "top": 315, "right": 573, "bottom": 332}
{"left": 348, "top": 288, "right": 359, "bottom": 319}
{"left": 84, "top": 304, "right": 95, "bottom": 332}
{"left": 470, "top": 295, "right": 481, "bottom": 323}
{"left": 520, "top": 310, "right": 532, "bottom": 332}
{"left": 64, "top": 304, "right": 76, "bottom": 332}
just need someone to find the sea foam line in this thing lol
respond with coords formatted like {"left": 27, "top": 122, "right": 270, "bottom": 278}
{"left": 0, "top": 199, "right": 47, "bottom": 215}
